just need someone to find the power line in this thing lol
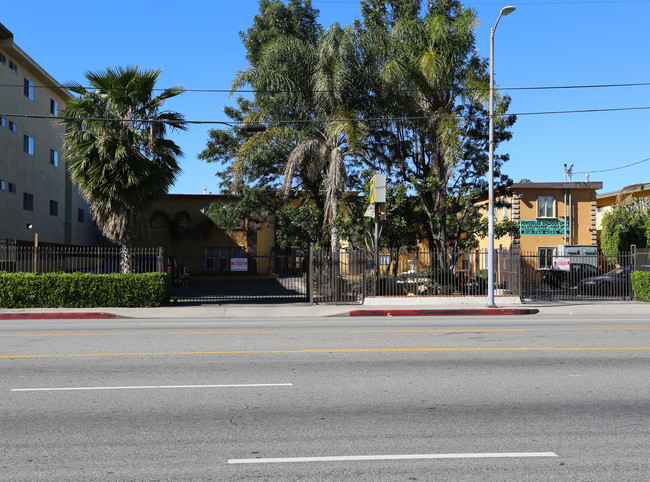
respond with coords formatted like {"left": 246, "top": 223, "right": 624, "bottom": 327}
{"left": 3, "top": 104, "right": 650, "bottom": 125}
{"left": 3, "top": 81, "right": 650, "bottom": 95}
{"left": 574, "top": 157, "right": 650, "bottom": 174}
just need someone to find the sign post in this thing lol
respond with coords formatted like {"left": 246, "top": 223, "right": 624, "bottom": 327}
{"left": 369, "top": 175, "right": 386, "bottom": 296}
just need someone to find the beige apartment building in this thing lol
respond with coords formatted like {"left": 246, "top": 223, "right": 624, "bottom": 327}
{"left": 0, "top": 22, "right": 99, "bottom": 246}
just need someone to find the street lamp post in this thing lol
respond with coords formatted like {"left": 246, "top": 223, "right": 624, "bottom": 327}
{"left": 487, "top": 6, "right": 516, "bottom": 308}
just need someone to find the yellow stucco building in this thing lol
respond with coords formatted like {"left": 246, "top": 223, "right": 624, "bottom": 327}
{"left": 478, "top": 181, "right": 602, "bottom": 268}
{"left": 140, "top": 194, "right": 276, "bottom": 277}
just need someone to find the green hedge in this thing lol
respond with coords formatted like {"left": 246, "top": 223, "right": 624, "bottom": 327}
{"left": 632, "top": 271, "right": 650, "bottom": 302}
{"left": 0, "top": 272, "right": 171, "bottom": 308}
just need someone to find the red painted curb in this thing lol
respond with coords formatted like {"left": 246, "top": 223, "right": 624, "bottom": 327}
{"left": 0, "top": 312, "right": 118, "bottom": 320}
{"left": 349, "top": 308, "right": 538, "bottom": 317}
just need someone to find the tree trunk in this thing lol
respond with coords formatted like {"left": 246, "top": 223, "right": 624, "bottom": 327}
{"left": 120, "top": 244, "right": 134, "bottom": 274}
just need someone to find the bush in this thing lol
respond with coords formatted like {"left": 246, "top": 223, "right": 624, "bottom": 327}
{"left": 0, "top": 272, "right": 171, "bottom": 308}
{"left": 631, "top": 271, "right": 650, "bottom": 302}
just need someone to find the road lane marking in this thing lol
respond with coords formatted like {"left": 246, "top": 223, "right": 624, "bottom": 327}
{"left": 227, "top": 452, "right": 559, "bottom": 464}
{"left": 1, "top": 347, "right": 649, "bottom": 359}
{"left": 12, "top": 383, "right": 293, "bottom": 392}
{"left": 1, "top": 327, "right": 648, "bottom": 338}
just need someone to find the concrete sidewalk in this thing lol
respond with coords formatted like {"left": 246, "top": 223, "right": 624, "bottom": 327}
{"left": 1, "top": 297, "right": 650, "bottom": 319}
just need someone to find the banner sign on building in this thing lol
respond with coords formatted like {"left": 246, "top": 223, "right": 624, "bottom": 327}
{"left": 230, "top": 258, "right": 248, "bottom": 272}
{"left": 520, "top": 219, "right": 567, "bottom": 236}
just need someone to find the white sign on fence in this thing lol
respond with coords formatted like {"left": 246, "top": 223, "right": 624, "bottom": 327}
{"left": 553, "top": 257, "right": 570, "bottom": 271}
{"left": 230, "top": 258, "right": 248, "bottom": 272}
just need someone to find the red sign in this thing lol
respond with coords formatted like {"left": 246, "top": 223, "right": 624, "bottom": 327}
{"left": 230, "top": 258, "right": 248, "bottom": 272}
{"left": 553, "top": 258, "right": 570, "bottom": 271}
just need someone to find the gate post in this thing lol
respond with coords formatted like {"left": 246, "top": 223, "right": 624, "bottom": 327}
{"left": 361, "top": 249, "right": 366, "bottom": 304}
{"left": 308, "top": 244, "right": 314, "bottom": 304}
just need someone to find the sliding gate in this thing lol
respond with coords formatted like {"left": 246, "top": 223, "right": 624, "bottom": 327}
{"left": 170, "top": 251, "right": 308, "bottom": 303}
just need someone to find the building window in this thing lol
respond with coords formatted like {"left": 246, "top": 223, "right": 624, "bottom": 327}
{"left": 24, "top": 78, "right": 35, "bottom": 101}
{"left": 50, "top": 99, "right": 59, "bottom": 116}
{"left": 23, "top": 135, "right": 34, "bottom": 155}
{"left": 8, "top": 182, "right": 16, "bottom": 194}
{"left": 204, "top": 246, "right": 244, "bottom": 271}
{"left": 174, "top": 212, "right": 190, "bottom": 231}
{"left": 0, "top": 116, "right": 5, "bottom": 128}
{"left": 537, "top": 195, "right": 556, "bottom": 219}
{"left": 50, "top": 149, "right": 59, "bottom": 166}
{"left": 149, "top": 212, "right": 168, "bottom": 230}
{"left": 0, "top": 180, "right": 5, "bottom": 191}
{"left": 204, "top": 247, "right": 216, "bottom": 270}
{"left": 9, "top": 60, "right": 17, "bottom": 73}
{"left": 49, "top": 200, "right": 58, "bottom": 217}
{"left": 23, "top": 192, "right": 34, "bottom": 211}
{"left": 0, "top": 53, "right": 6, "bottom": 64}
{"left": 538, "top": 247, "right": 554, "bottom": 270}
{"left": 8, "top": 121, "right": 16, "bottom": 133}
{"left": 78, "top": 208, "right": 85, "bottom": 223}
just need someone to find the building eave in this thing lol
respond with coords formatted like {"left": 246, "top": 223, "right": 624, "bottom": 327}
{"left": 509, "top": 182, "right": 603, "bottom": 191}
{"left": 0, "top": 22, "right": 74, "bottom": 102}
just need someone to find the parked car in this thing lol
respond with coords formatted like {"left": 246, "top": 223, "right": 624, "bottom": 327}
{"left": 540, "top": 263, "right": 600, "bottom": 289}
{"left": 578, "top": 265, "right": 633, "bottom": 296}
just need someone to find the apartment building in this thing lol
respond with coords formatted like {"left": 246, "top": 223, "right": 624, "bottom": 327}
{"left": 477, "top": 181, "right": 602, "bottom": 266}
{"left": 140, "top": 194, "right": 276, "bottom": 276}
{"left": 0, "top": 22, "right": 99, "bottom": 245}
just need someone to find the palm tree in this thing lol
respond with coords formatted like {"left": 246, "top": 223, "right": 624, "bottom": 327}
{"left": 282, "top": 110, "right": 367, "bottom": 250}
{"left": 61, "top": 66, "right": 186, "bottom": 272}
{"left": 231, "top": 24, "right": 367, "bottom": 250}
{"left": 281, "top": 25, "right": 367, "bottom": 250}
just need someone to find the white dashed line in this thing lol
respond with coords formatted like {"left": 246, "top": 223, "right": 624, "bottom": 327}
{"left": 12, "top": 383, "right": 293, "bottom": 392}
{"left": 228, "top": 452, "right": 559, "bottom": 464}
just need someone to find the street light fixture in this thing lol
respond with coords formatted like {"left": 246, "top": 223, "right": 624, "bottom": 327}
{"left": 487, "top": 6, "right": 516, "bottom": 308}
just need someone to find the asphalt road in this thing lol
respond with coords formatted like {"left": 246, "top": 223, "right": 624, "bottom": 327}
{"left": 1, "top": 314, "right": 649, "bottom": 481}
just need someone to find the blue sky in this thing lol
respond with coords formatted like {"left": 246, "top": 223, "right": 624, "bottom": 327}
{"left": 3, "top": 0, "right": 649, "bottom": 195}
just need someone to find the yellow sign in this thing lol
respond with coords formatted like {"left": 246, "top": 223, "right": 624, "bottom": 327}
{"left": 369, "top": 174, "right": 386, "bottom": 204}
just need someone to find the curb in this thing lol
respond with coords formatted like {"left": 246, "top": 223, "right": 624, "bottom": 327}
{"left": 0, "top": 312, "right": 119, "bottom": 320}
{"left": 348, "top": 308, "right": 539, "bottom": 317}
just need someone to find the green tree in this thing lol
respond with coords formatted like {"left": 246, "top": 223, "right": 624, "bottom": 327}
{"left": 61, "top": 66, "right": 186, "bottom": 272}
{"left": 601, "top": 196, "right": 650, "bottom": 256}
{"left": 358, "top": 0, "right": 516, "bottom": 267}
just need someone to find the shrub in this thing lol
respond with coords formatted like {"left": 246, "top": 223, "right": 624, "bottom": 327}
{"left": 631, "top": 271, "right": 650, "bottom": 302}
{"left": 0, "top": 272, "right": 171, "bottom": 308}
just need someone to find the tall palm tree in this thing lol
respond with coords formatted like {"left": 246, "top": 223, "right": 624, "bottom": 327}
{"left": 61, "top": 66, "right": 186, "bottom": 272}
{"left": 282, "top": 109, "right": 367, "bottom": 250}
{"left": 281, "top": 25, "right": 367, "bottom": 250}
{"left": 375, "top": 1, "right": 491, "bottom": 269}
{"left": 232, "top": 24, "right": 367, "bottom": 250}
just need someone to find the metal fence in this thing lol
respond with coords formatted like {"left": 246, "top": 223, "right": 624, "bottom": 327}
{"left": 311, "top": 248, "right": 520, "bottom": 303}
{"left": 0, "top": 241, "right": 165, "bottom": 274}
{"left": 169, "top": 250, "right": 309, "bottom": 303}
{"left": 520, "top": 247, "right": 650, "bottom": 301}
{"left": 2, "top": 241, "right": 647, "bottom": 304}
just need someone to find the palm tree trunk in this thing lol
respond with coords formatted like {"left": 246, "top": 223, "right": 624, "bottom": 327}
{"left": 120, "top": 244, "right": 134, "bottom": 274}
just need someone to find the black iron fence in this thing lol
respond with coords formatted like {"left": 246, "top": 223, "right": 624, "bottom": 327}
{"left": 311, "top": 248, "right": 520, "bottom": 303}
{"left": 1, "top": 241, "right": 648, "bottom": 304}
{"left": 0, "top": 241, "right": 164, "bottom": 274}
{"left": 169, "top": 250, "right": 308, "bottom": 303}
{"left": 520, "top": 247, "right": 650, "bottom": 301}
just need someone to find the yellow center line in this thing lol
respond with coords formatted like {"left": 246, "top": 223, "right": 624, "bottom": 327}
{"left": 1, "top": 327, "right": 649, "bottom": 338}
{"left": 1, "top": 346, "right": 649, "bottom": 359}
